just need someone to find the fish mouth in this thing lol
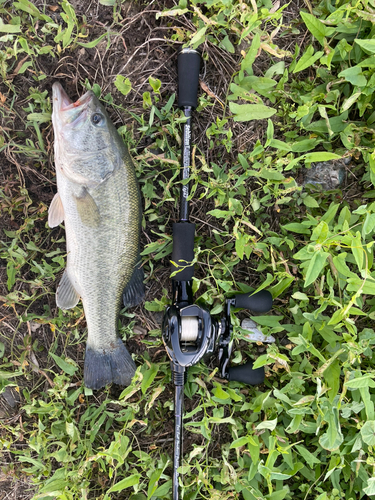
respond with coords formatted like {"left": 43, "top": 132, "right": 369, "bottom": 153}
{"left": 52, "top": 82, "right": 94, "bottom": 127}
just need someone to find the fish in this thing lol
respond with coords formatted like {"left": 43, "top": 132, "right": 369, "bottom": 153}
{"left": 49, "top": 82, "right": 144, "bottom": 390}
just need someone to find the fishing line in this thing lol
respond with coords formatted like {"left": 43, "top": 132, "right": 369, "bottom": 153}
{"left": 180, "top": 317, "right": 199, "bottom": 342}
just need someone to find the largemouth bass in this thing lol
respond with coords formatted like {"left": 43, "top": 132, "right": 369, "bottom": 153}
{"left": 49, "top": 82, "right": 144, "bottom": 390}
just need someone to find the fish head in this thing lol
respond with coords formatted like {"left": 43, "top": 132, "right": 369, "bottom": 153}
{"left": 52, "top": 83, "right": 120, "bottom": 185}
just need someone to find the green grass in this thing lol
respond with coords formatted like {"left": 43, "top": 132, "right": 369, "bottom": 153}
{"left": 1, "top": 0, "right": 375, "bottom": 499}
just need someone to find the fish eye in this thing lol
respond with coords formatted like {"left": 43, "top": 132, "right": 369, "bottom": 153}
{"left": 91, "top": 113, "right": 104, "bottom": 125}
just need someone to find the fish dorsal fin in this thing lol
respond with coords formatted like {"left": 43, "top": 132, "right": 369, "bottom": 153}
{"left": 56, "top": 270, "right": 80, "bottom": 310}
{"left": 48, "top": 192, "right": 65, "bottom": 228}
{"left": 123, "top": 264, "right": 145, "bottom": 308}
{"left": 74, "top": 188, "right": 101, "bottom": 227}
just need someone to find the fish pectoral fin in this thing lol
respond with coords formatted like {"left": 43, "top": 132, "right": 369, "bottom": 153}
{"left": 48, "top": 192, "right": 65, "bottom": 228}
{"left": 74, "top": 188, "right": 101, "bottom": 228}
{"left": 56, "top": 270, "right": 80, "bottom": 309}
{"left": 123, "top": 263, "right": 145, "bottom": 308}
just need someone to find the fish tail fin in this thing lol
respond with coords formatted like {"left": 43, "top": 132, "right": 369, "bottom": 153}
{"left": 84, "top": 338, "right": 136, "bottom": 390}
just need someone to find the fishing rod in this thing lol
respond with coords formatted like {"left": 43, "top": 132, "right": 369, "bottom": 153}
{"left": 162, "top": 48, "right": 273, "bottom": 500}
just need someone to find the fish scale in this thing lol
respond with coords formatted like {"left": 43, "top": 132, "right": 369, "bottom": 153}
{"left": 63, "top": 165, "right": 139, "bottom": 345}
{"left": 50, "top": 83, "right": 144, "bottom": 390}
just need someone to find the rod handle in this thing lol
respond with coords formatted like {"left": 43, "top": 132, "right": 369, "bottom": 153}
{"left": 178, "top": 48, "right": 201, "bottom": 109}
{"left": 228, "top": 361, "right": 265, "bottom": 385}
{"left": 233, "top": 290, "right": 273, "bottom": 313}
{"left": 171, "top": 222, "right": 195, "bottom": 281}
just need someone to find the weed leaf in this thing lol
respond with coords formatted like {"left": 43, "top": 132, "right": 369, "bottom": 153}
{"left": 300, "top": 12, "right": 335, "bottom": 44}
{"left": 345, "top": 374, "right": 375, "bottom": 389}
{"left": 318, "top": 406, "right": 343, "bottom": 451}
{"left": 49, "top": 352, "right": 78, "bottom": 375}
{"left": 360, "top": 420, "right": 375, "bottom": 446}
{"left": 293, "top": 46, "right": 324, "bottom": 73}
{"left": 364, "top": 478, "right": 375, "bottom": 496}
{"left": 115, "top": 75, "right": 132, "bottom": 96}
{"left": 338, "top": 66, "right": 367, "bottom": 87}
{"left": 229, "top": 102, "right": 276, "bottom": 121}
{"left": 107, "top": 474, "right": 141, "bottom": 493}
{"left": 304, "top": 250, "right": 329, "bottom": 287}
{"left": 355, "top": 38, "right": 375, "bottom": 54}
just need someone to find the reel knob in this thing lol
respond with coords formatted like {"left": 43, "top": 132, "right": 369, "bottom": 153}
{"left": 219, "top": 292, "right": 272, "bottom": 385}
{"left": 233, "top": 290, "right": 273, "bottom": 313}
{"left": 227, "top": 361, "right": 265, "bottom": 385}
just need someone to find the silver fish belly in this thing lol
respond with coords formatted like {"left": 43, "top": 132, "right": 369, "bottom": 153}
{"left": 49, "top": 83, "right": 144, "bottom": 390}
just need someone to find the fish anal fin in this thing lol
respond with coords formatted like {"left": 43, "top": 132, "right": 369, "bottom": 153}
{"left": 84, "top": 338, "right": 136, "bottom": 390}
{"left": 74, "top": 188, "right": 100, "bottom": 228}
{"left": 48, "top": 192, "right": 65, "bottom": 228}
{"left": 123, "top": 264, "right": 145, "bottom": 309}
{"left": 56, "top": 270, "right": 80, "bottom": 310}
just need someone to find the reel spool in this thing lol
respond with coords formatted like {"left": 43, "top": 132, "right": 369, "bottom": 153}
{"left": 162, "top": 304, "right": 212, "bottom": 369}
{"left": 180, "top": 316, "right": 199, "bottom": 342}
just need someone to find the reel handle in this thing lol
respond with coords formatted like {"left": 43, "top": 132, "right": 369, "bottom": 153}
{"left": 233, "top": 290, "right": 273, "bottom": 313}
{"left": 227, "top": 361, "right": 265, "bottom": 385}
{"left": 178, "top": 48, "right": 201, "bottom": 109}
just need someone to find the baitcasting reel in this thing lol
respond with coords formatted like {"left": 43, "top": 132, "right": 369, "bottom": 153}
{"left": 162, "top": 288, "right": 273, "bottom": 386}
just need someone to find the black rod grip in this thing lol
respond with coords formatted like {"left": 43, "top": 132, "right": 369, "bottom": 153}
{"left": 178, "top": 48, "right": 201, "bottom": 109}
{"left": 228, "top": 361, "right": 265, "bottom": 385}
{"left": 233, "top": 290, "right": 273, "bottom": 313}
{"left": 171, "top": 222, "right": 196, "bottom": 281}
